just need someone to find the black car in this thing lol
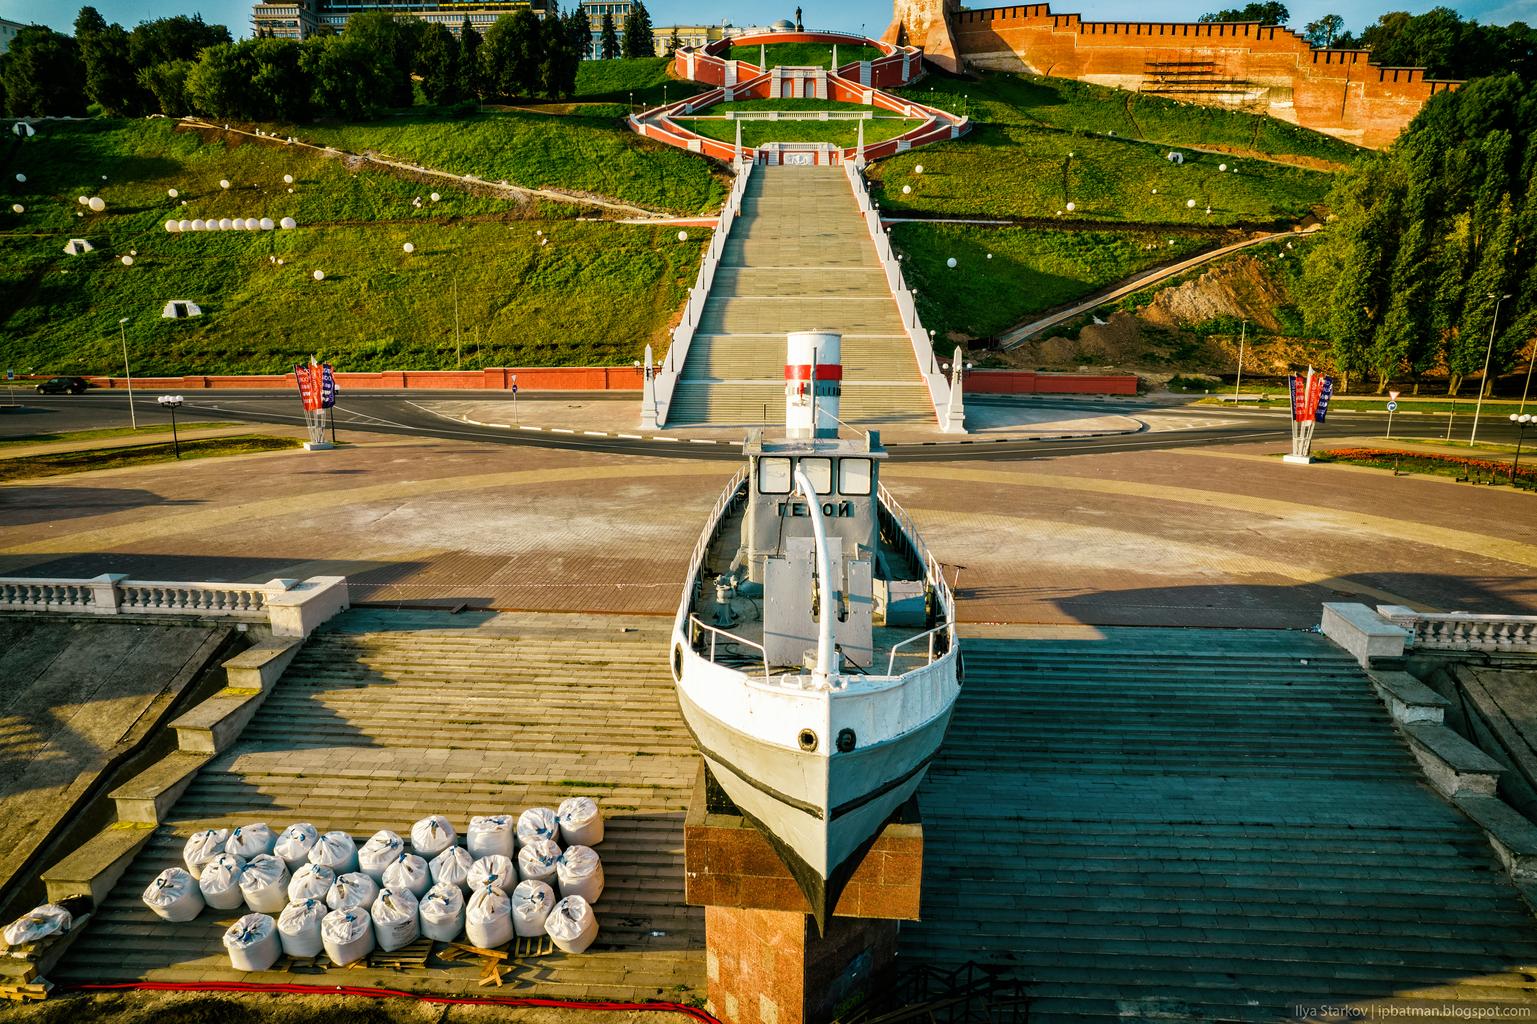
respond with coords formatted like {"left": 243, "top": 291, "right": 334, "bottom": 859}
{"left": 35, "top": 376, "right": 89, "bottom": 395}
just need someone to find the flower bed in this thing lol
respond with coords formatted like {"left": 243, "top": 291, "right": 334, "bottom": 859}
{"left": 1317, "top": 447, "right": 1537, "bottom": 486}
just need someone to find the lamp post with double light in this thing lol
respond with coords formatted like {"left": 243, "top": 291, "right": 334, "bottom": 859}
{"left": 118, "top": 316, "right": 136, "bottom": 429}
{"left": 1511, "top": 413, "right": 1533, "bottom": 486}
{"left": 1471, "top": 292, "right": 1512, "bottom": 446}
{"left": 157, "top": 394, "right": 184, "bottom": 458}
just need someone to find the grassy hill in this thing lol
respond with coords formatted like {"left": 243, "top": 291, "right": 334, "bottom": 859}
{"left": 574, "top": 56, "right": 707, "bottom": 108}
{"left": 728, "top": 42, "right": 885, "bottom": 68}
{"left": 0, "top": 119, "right": 707, "bottom": 376}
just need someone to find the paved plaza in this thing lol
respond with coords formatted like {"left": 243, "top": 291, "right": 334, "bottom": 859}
{"left": 1, "top": 430, "right": 1531, "bottom": 627}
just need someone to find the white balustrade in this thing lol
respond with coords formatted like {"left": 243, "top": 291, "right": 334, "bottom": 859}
{"left": 0, "top": 574, "right": 349, "bottom": 636}
{"left": 1377, "top": 606, "right": 1537, "bottom": 652}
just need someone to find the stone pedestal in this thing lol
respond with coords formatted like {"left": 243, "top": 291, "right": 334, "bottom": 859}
{"left": 684, "top": 766, "right": 923, "bottom": 1024}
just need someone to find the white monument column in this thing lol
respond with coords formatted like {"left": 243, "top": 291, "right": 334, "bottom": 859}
{"left": 857, "top": 117, "right": 865, "bottom": 162}
{"left": 641, "top": 343, "right": 659, "bottom": 429}
{"left": 944, "top": 346, "right": 966, "bottom": 433}
{"left": 735, "top": 119, "right": 744, "bottom": 168}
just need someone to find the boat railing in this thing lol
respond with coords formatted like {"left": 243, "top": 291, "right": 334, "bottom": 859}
{"left": 877, "top": 483, "right": 958, "bottom": 631}
{"left": 688, "top": 614, "right": 772, "bottom": 683}
{"left": 677, "top": 468, "right": 749, "bottom": 629}
{"left": 887, "top": 621, "right": 952, "bottom": 676}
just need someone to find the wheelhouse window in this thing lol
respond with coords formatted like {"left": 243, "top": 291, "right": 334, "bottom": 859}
{"left": 758, "top": 457, "right": 791, "bottom": 494}
{"left": 839, "top": 458, "right": 872, "bottom": 495}
{"left": 799, "top": 457, "right": 833, "bottom": 494}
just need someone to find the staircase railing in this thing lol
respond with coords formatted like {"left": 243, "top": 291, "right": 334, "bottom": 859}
{"left": 651, "top": 161, "right": 754, "bottom": 428}
{"left": 1377, "top": 606, "right": 1537, "bottom": 652}
{"left": 846, "top": 160, "right": 963, "bottom": 432}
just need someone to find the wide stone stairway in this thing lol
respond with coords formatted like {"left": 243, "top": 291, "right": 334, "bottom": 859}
{"left": 906, "top": 628, "right": 1537, "bottom": 1021}
{"left": 667, "top": 164, "right": 933, "bottom": 427}
{"left": 56, "top": 609, "right": 705, "bottom": 1001}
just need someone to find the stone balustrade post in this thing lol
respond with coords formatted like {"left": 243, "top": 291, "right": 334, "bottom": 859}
{"left": 88, "top": 573, "right": 128, "bottom": 616}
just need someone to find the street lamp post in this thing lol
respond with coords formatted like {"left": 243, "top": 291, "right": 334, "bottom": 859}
{"left": 158, "top": 394, "right": 184, "bottom": 458}
{"left": 118, "top": 316, "right": 136, "bottom": 429}
{"left": 1234, "top": 318, "right": 1246, "bottom": 402}
{"left": 1522, "top": 336, "right": 1537, "bottom": 416}
{"left": 1471, "top": 292, "right": 1513, "bottom": 446}
{"left": 1511, "top": 413, "right": 1533, "bottom": 486}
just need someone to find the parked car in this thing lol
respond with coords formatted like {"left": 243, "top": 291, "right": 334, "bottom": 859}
{"left": 34, "top": 376, "right": 89, "bottom": 395}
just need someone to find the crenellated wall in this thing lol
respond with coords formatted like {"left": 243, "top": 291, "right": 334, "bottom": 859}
{"left": 886, "top": 0, "right": 1458, "bottom": 148}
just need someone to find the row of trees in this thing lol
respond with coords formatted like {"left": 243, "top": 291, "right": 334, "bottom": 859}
{"left": 1, "top": 2, "right": 664, "bottom": 119}
{"left": 1197, "top": 4, "right": 1535, "bottom": 81}
{"left": 1293, "top": 74, "right": 1536, "bottom": 395}
{"left": 594, "top": 2, "right": 655, "bottom": 60}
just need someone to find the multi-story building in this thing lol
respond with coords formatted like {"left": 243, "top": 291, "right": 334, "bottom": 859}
{"left": 577, "top": 0, "right": 631, "bottom": 59}
{"left": 251, "top": 0, "right": 543, "bottom": 41}
{"left": 650, "top": 23, "right": 741, "bottom": 56}
{"left": 0, "top": 17, "right": 25, "bottom": 54}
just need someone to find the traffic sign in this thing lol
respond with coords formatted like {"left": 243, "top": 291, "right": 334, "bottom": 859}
{"left": 1387, "top": 401, "right": 1398, "bottom": 412}
{"left": 1388, "top": 390, "right": 1400, "bottom": 401}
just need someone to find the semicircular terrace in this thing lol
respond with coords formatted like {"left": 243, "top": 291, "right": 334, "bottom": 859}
{"left": 628, "top": 30, "right": 971, "bottom": 166}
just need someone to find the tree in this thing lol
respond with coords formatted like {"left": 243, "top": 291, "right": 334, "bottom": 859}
{"left": 249, "top": 38, "right": 311, "bottom": 121}
{"left": 599, "top": 12, "right": 620, "bottom": 60}
{"left": 480, "top": 12, "right": 541, "bottom": 98}
{"left": 540, "top": 8, "right": 579, "bottom": 99}
{"left": 510, "top": 9, "right": 543, "bottom": 96}
{"left": 665, "top": 28, "right": 683, "bottom": 57}
{"left": 343, "top": 11, "right": 419, "bottom": 108}
{"left": 185, "top": 41, "right": 256, "bottom": 118}
{"left": 74, "top": 6, "right": 107, "bottom": 39}
{"left": 1303, "top": 14, "right": 1343, "bottom": 48}
{"left": 1198, "top": 2, "right": 1289, "bottom": 24}
{"left": 623, "top": 0, "right": 654, "bottom": 58}
{"left": 80, "top": 20, "right": 143, "bottom": 116}
{"left": 459, "top": 19, "right": 483, "bottom": 99}
{"left": 417, "top": 23, "right": 461, "bottom": 105}
{"left": 565, "top": 9, "right": 592, "bottom": 66}
{"left": 137, "top": 59, "right": 193, "bottom": 115}
{"left": 128, "top": 14, "right": 230, "bottom": 68}
{"left": 302, "top": 35, "right": 388, "bottom": 120}
{"left": 2, "top": 26, "right": 86, "bottom": 116}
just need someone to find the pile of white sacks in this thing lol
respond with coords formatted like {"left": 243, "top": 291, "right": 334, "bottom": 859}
{"left": 141, "top": 798, "right": 606, "bottom": 972}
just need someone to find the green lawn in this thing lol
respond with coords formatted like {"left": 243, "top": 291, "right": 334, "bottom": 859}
{"left": 294, "top": 110, "right": 726, "bottom": 215}
{"left": 866, "top": 124, "right": 1332, "bottom": 225}
{"left": 0, "top": 435, "right": 301, "bottom": 482}
{"left": 674, "top": 116, "right": 919, "bottom": 149}
{"left": 0, "top": 422, "right": 234, "bottom": 447}
{"left": 708, "top": 99, "right": 875, "bottom": 113}
{"left": 889, "top": 223, "right": 1208, "bottom": 340}
{"left": 899, "top": 71, "right": 1363, "bottom": 167}
{"left": 1, "top": 120, "right": 709, "bottom": 375}
{"left": 729, "top": 42, "right": 885, "bottom": 68}
{"left": 575, "top": 56, "right": 706, "bottom": 108}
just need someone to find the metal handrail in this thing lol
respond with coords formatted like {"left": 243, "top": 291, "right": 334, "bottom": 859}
{"left": 688, "top": 614, "right": 772, "bottom": 683}
{"left": 674, "top": 468, "right": 748, "bottom": 635}
{"left": 886, "top": 621, "right": 952, "bottom": 676}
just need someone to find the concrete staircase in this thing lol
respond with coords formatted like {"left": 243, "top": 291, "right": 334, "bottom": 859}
{"left": 908, "top": 629, "right": 1537, "bottom": 1021}
{"left": 54, "top": 609, "right": 705, "bottom": 1001}
{"left": 667, "top": 164, "right": 932, "bottom": 427}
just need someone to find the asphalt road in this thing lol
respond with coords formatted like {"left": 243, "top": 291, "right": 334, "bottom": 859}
{"left": 1, "top": 388, "right": 1528, "bottom": 462}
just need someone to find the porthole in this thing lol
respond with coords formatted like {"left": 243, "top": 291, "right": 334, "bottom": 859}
{"left": 836, "top": 728, "right": 856, "bottom": 753}
{"left": 797, "top": 729, "right": 818, "bottom": 752}
{"left": 672, "top": 643, "right": 684, "bottom": 682}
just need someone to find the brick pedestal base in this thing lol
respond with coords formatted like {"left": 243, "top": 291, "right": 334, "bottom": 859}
{"left": 684, "top": 766, "right": 924, "bottom": 1024}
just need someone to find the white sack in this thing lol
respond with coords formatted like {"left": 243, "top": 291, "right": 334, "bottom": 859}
{"left": 382, "top": 853, "right": 430, "bottom": 899}
{"left": 2, "top": 904, "right": 71, "bottom": 949}
{"left": 321, "top": 908, "right": 374, "bottom": 966}
{"left": 370, "top": 888, "right": 419, "bottom": 952}
{"left": 240, "top": 854, "right": 291, "bottom": 913}
{"left": 308, "top": 831, "right": 358, "bottom": 874}
{"left": 224, "top": 913, "right": 280, "bottom": 972}
{"left": 469, "top": 855, "right": 515, "bottom": 896}
{"left": 410, "top": 815, "right": 456, "bottom": 858}
{"left": 517, "top": 838, "right": 561, "bottom": 886}
{"left": 226, "top": 823, "right": 274, "bottom": 860}
{"left": 325, "top": 871, "right": 379, "bottom": 913}
{"left": 183, "top": 828, "right": 231, "bottom": 879}
{"left": 557, "top": 797, "right": 604, "bottom": 847}
{"left": 516, "top": 807, "right": 559, "bottom": 848}
{"left": 199, "top": 853, "right": 248, "bottom": 911}
{"left": 510, "top": 880, "right": 554, "bottom": 939}
{"left": 418, "top": 883, "right": 464, "bottom": 943}
{"left": 429, "top": 846, "right": 475, "bottom": 894}
{"left": 143, "top": 867, "right": 204, "bottom": 922}
{"left": 277, "top": 898, "right": 327, "bottom": 957}
{"left": 545, "top": 895, "right": 598, "bottom": 954}
{"left": 274, "top": 823, "right": 318, "bottom": 871}
{"left": 358, "top": 830, "right": 404, "bottom": 883}
{"left": 287, "top": 863, "right": 335, "bottom": 903}
{"left": 464, "top": 886, "right": 512, "bottom": 949}
{"left": 555, "top": 845, "right": 604, "bottom": 904}
{"left": 466, "top": 815, "right": 514, "bottom": 860}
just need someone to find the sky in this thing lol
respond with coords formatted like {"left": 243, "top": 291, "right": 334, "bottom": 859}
{"left": 1, "top": 0, "right": 1529, "bottom": 39}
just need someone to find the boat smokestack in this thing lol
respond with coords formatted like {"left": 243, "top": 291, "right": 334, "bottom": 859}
{"left": 785, "top": 331, "right": 842, "bottom": 439}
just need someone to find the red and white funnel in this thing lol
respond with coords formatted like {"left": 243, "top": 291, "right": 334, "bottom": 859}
{"left": 785, "top": 331, "right": 842, "bottom": 439}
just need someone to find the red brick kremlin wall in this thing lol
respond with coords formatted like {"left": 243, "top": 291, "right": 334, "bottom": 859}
{"left": 887, "top": 0, "right": 1458, "bottom": 148}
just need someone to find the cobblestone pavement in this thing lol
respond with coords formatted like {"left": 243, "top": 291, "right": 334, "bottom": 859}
{"left": 1, "top": 433, "right": 1530, "bottom": 626}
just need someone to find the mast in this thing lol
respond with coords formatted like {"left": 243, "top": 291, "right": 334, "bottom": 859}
{"left": 793, "top": 466, "right": 837, "bottom": 688}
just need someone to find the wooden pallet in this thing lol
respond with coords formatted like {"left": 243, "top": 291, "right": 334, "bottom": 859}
{"left": 370, "top": 937, "right": 434, "bottom": 971}
{"left": 0, "top": 980, "right": 51, "bottom": 1003}
{"left": 440, "top": 937, "right": 555, "bottom": 988}
{"left": 275, "top": 952, "right": 326, "bottom": 973}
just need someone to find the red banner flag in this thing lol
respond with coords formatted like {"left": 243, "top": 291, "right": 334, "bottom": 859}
{"left": 294, "top": 363, "right": 322, "bottom": 412}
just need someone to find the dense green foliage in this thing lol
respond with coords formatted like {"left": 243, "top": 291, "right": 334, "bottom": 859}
{"left": 727, "top": 42, "right": 884, "bottom": 68}
{"left": 1200, "top": 2, "right": 1290, "bottom": 24}
{"left": 0, "top": 120, "right": 709, "bottom": 375}
{"left": 1295, "top": 74, "right": 1537, "bottom": 395}
{"left": 296, "top": 111, "right": 725, "bottom": 215}
{"left": 890, "top": 224, "right": 1207, "bottom": 341}
{"left": 1356, "top": 8, "right": 1536, "bottom": 82}
{"left": 622, "top": 0, "right": 654, "bottom": 60}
